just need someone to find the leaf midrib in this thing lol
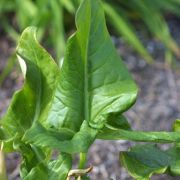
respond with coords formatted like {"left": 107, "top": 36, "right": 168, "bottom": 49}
{"left": 30, "top": 42, "right": 42, "bottom": 124}
{"left": 83, "top": 3, "right": 91, "bottom": 123}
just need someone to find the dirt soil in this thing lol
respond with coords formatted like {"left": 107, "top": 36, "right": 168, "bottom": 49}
{"left": 0, "top": 19, "right": 180, "bottom": 180}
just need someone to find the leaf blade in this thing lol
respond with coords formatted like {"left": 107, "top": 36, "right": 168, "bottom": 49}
{"left": 120, "top": 144, "right": 180, "bottom": 179}
{"left": 23, "top": 153, "right": 72, "bottom": 180}
{"left": 1, "top": 27, "right": 59, "bottom": 140}
{"left": 24, "top": 121, "right": 97, "bottom": 154}
{"left": 46, "top": 0, "right": 138, "bottom": 131}
{"left": 120, "top": 144, "right": 170, "bottom": 179}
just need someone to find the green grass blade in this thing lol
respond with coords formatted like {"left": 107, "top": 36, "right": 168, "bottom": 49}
{"left": 103, "top": 3, "right": 154, "bottom": 64}
{"left": 50, "top": 0, "right": 66, "bottom": 60}
{"left": 0, "top": 53, "right": 16, "bottom": 87}
{"left": 131, "top": 0, "right": 180, "bottom": 58}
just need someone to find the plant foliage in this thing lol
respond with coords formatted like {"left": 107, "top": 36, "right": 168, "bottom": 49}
{"left": 0, "top": 0, "right": 180, "bottom": 179}
{"left": 0, "top": 0, "right": 180, "bottom": 61}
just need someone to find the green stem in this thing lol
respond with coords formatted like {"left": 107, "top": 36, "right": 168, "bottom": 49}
{"left": 78, "top": 153, "right": 87, "bottom": 169}
{"left": 98, "top": 129, "right": 180, "bottom": 143}
{"left": 0, "top": 143, "right": 7, "bottom": 180}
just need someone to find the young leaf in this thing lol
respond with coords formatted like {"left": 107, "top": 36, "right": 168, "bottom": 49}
{"left": 23, "top": 153, "right": 72, "bottom": 180}
{"left": 1, "top": 27, "right": 59, "bottom": 140}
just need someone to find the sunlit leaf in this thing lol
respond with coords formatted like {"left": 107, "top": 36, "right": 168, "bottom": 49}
{"left": 23, "top": 0, "right": 137, "bottom": 153}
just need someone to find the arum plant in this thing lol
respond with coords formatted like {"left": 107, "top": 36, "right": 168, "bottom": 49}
{"left": 0, "top": 0, "right": 180, "bottom": 179}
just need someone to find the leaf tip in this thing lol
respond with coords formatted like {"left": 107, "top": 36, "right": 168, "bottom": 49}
{"left": 16, "top": 26, "right": 38, "bottom": 53}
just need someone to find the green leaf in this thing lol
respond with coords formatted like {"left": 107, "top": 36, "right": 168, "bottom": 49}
{"left": 0, "top": 0, "right": 15, "bottom": 12}
{"left": 18, "top": 144, "right": 47, "bottom": 178}
{"left": 120, "top": 145, "right": 180, "bottom": 179}
{"left": 23, "top": 0, "right": 137, "bottom": 153}
{"left": 98, "top": 114, "right": 131, "bottom": 139}
{"left": 119, "top": 140, "right": 180, "bottom": 179}
{"left": 172, "top": 119, "right": 180, "bottom": 149}
{"left": 1, "top": 27, "right": 59, "bottom": 139}
{"left": 173, "top": 119, "right": 180, "bottom": 132}
{"left": 23, "top": 153, "right": 72, "bottom": 180}
{"left": 98, "top": 128, "right": 180, "bottom": 143}
{"left": 104, "top": 114, "right": 131, "bottom": 131}
{"left": 0, "top": 127, "right": 6, "bottom": 140}
{"left": 121, "top": 144, "right": 180, "bottom": 179}
{"left": 47, "top": 153, "right": 72, "bottom": 180}
{"left": 45, "top": 0, "right": 137, "bottom": 131}
{"left": 24, "top": 121, "right": 98, "bottom": 154}
{"left": 2, "top": 0, "right": 137, "bottom": 154}
{"left": 22, "top": 163, "right": 47, "bottom": 180}
{"left": 98, "top": 117, "right": 180, "bottom": 143}
{"left": 166, "top": 147, "right": 180, "bottom": 175}
{"left": 120, "top": 144, "right": 171, "bottom": 179}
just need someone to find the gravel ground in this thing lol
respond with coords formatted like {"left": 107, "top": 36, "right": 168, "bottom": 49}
{"left": 0, "top": 19, "right": 180, "bottom": 179}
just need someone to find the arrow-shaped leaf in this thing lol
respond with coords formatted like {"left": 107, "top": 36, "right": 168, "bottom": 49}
{"left": 2, "top": 0, "right": 137, "bottom": 154}
{"left": 24, "top": 0, "right": 137, "bottom": 152}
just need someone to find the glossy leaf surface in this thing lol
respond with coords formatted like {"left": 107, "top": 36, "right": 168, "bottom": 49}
{"left": 45, "top": 0, "right": 137, "bottom": 131}
{"left": 1, "top": 0, "right": 180, "bottom": 179}
{"left": 22, "top": 0, "right": 137, "bottom": 153}
{"left": 120, "top": 144, "right": 180, "bottom": 179}
{"left": 1, "top": 27, "right": 59, "bottom": 139}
